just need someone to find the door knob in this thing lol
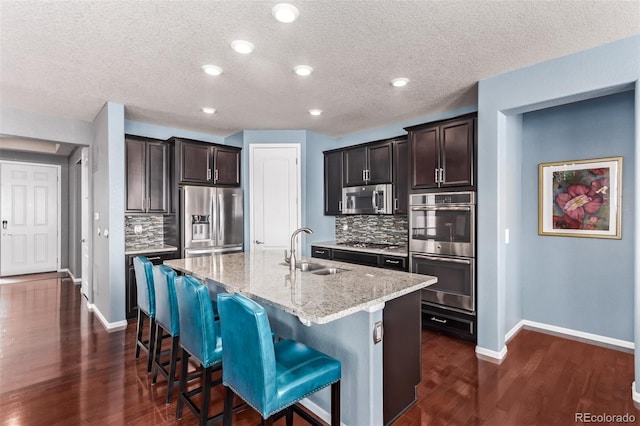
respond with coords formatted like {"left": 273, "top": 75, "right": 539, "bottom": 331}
{"left": 2, "top": 220, "right": 7, "bottom": 230}
{"left": 255, "top": 240, "right": 264, "bottom": 244}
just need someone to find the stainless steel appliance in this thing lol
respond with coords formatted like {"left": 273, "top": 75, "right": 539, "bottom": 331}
{"left": 409, "top": 191, "right": 476, "bottom": 340}
{"left": 181, "top": 186, "right": 243, "bottom": 257}
{"left": 342, "top": 184, "right": 393, "bottom": 214}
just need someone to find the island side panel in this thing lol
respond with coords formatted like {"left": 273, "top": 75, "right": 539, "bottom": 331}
{"left": 264, "top": 304, "right": 384, "bottom": 426}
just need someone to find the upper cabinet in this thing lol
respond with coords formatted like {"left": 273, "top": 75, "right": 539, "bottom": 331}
{"left": 392, "top": 138, "right": 408, "bottom": 214}
{"left": 343, "top": 141, "right": 393, "bottom": 186}
{"left": 175, "top": 138, "right": 241, "bottom": 186}
{"left": 406, "top": 114, "right": 476, "bottom": 190}
{"left": 324, "top": 150, "right": 343, "bottom": 215}
{"left": 125, "top": 135, "right": 169, "bottom": 213}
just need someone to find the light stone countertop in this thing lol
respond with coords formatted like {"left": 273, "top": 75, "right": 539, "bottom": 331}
{"left": 164, "top": 250, "right": 436, "bottom": 325}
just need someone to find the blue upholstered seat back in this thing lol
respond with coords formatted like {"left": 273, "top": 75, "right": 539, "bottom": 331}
{"left": 174, "top": 275, "right": 221, "bottom": 368}
{"left": 133, "top": 256, "right": 155, "bottom": 317}
{"left": 217, "top": 293, "right": 277, "bottom": 415}
{"left": 152, "top": 265, "right": 179, "bottom": 336}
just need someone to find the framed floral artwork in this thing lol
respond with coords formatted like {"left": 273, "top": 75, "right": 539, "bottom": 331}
{"left": 538, "top": 156, "right": 622, "bottom": 239}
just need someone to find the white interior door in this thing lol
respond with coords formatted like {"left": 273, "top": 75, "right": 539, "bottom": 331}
{"left": 250, "top": 144, "right": 300, "bottom": 253}
{"left": 80, "top": 148, "right": 91, "bottom": 299}
{"left": 0, "top": 162, "right": 60, "bottom": 276}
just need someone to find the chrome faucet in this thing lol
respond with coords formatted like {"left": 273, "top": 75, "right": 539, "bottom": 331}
{"left": 285, "top": 227, "right": 313, "bottom": 271}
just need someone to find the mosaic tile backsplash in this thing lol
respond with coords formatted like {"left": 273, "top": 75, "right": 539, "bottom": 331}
{"left": 335, "top": 215, "right": 408, "bottom": 246}
{"left": 125, "top": 215, "right": 165, "bottom": 250}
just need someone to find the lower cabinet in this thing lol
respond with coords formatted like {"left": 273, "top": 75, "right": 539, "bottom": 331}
{"left": 311, "top": 245, "right": 408, "bottom": 271}
{"left": 421, "top": 302, "right": 476, "bottom": 342}
{"left": 125, "top": 251, "right": 178, "bottom": 319}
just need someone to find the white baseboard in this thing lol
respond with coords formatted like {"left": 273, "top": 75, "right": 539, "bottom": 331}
{"left": 475, "top": 345, "right": 507, "bottom": 364}
{"left": 58, "top": 268, "right": 82, "bottom": 284}
{"left": 505, "top": 320, "right": 525, "bottom": 343}
{"left": 520, "top": 320, "right": 634, "bottom": 352}
{"left": 633, "top": 382, "right": 640, "bottom": 407}
{"left": 90, "top": 303, "right": 127, "bottom": 332}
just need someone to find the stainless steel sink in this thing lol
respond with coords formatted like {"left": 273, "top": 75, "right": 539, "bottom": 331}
{"left": 280, "top": 262, "right": 326, "bottom": 272}
{"left": 297, "top": 262, "right": 326, "bottom": 272}
{"left": 312, "top": 267, "right": 349, "bottom": 275}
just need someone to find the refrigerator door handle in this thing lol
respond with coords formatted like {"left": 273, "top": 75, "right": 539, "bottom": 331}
{"left": 217, "top": 191, "right": 223, "bottom": 246}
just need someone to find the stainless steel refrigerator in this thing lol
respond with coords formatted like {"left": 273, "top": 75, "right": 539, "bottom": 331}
{"left": 180, "top": 186, "right": 243, "bottom": 257}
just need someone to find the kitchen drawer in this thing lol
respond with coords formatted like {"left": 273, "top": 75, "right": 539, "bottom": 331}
{"left": 311, "top": 246, "right": 332, "bottom": 259}
{"left": 381, "top": 255, "right": 407, "bottom": 271}
{"left": 421, "top": 303, "right": 476, "bottom": 342}
{"left": 331, "top": 249, "right": 379, "bottom": 267}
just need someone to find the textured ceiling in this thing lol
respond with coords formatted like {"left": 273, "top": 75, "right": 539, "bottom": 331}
{"left": 1, "top": 1, "right": 638, "bottom": 139}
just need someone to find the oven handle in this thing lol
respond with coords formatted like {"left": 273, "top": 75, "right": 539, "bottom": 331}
{"left": 411, "top": 206, "right": 472, "bottom": 212}
{"left": 411, "top": 254, "right": 472, "bottom": 265}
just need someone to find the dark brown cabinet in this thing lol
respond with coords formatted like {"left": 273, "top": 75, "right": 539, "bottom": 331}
{"left": 324, "top": 150, "right": 343, "bottom": 215}
{"left": 392, "top": 138, "right": 408, "bottom": 214}
{"left": 125, "top": 136, "right": 169, "bottom": 213}
{"left": 177, "top": 139, "right": 241, "bottom": 186}
{"left": 125, "top": 251, "right": 178, "bottom": 319}
{"left": 407, "top": 114, "right": 476, "bottom": 190}
{"left": 343, "top": 141, "right": 392, "bottom": 186}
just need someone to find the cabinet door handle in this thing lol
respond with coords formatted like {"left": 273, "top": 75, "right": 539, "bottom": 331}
{"left": 214, "top": 169, "right": 219, "bottom": 181}
{"left": 315, "top": 250, "right": 326, "bottom": 254}
{"left": 338, "top": 200, "right": 342, "bottom": 212}
{"left": 431, "top": 316, "right": 447, "bottom": 324}
{"left": 147, "top": 256, "right": 162, "bottom": 261}
{"left": 385, "top": 259, "right": 400, "bottom": 264}
{"left": 207, "top": 169, "right": 212, "bottom": 180}
{"left": 439, "top": 168, "right": 445, "bottom": 183}
{"left": 394, "top": 198, "right": 398, "bottom": 211}
{"left": 434, "top": 168, "right": 439, "bottom": 183}
{"left": 362, "top": 170, "right": 366, "bottom": 181}
{"left": 366, "top": 169, "right": 370, "bottom": 181}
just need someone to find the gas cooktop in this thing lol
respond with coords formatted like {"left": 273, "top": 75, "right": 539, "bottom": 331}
{"left": 336, "top": 241, "right": 401, "bottom": 250}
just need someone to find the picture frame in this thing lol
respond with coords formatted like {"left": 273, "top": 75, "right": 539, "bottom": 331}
{"left": 538, "top": 156, "right": 622, "bottom": 239}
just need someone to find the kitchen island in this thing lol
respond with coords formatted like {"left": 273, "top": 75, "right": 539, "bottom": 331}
{"left": 165, "top": 250, "right": 437, "bottom": 425}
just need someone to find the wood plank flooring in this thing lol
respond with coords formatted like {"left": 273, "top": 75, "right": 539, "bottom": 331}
{"left": 0, "top": 274, "right": 637, "bottom": 425}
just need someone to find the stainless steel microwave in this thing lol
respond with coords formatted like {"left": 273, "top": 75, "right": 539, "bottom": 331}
{"left": 342, "top": 184, "right": 393, "bottom": 214}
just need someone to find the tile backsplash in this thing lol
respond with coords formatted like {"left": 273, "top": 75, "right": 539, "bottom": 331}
{"left": 125, "top": 215, "right": 165, "bottom": 250}
{"left": 335, "top": 215, "right": 408, "bottom": 246}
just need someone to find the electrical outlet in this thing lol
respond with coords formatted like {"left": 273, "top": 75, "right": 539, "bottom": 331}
{"left": 134, "top": 225, "right": 143, "bottom": 235}
{"left": 342, "top": 224, "right": 348, "bottom": 231}
{"left": 373, "top": 321, "right": 383, "bottom": 344}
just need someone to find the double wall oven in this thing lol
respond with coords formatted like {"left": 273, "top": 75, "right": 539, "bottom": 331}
{"left": 409, "top": 191, "right": 476, "bottom": 341}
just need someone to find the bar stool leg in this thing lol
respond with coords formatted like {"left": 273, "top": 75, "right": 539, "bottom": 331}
{"left": 331, "top": 381, "right": 341, "bottom": 426}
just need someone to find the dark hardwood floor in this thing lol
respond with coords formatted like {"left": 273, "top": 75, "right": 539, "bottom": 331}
{"left": 0, "top": 275, "right": 637, "bottom": 425}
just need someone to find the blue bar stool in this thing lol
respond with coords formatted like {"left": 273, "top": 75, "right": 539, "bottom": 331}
{"left": 174, "top": 275, "right": 224, "bottom": 425}
{"left": 217, "top": 293, "right": 341, "bottom": 426}
{"left": 151, "top": 265, "right": 181, "bottom": 404}
{"left": 133, "top": 256, "right": 156, "bottom": 373}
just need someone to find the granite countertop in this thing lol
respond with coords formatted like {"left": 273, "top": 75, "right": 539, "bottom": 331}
{"left": 125, "top": 244, "right": 178, "bottom": 255}
{"left": 164, "top": 250, "right": 435, "bottom": 325}
{"left": 312, "top": 241, "right": 409, "bottom": 257}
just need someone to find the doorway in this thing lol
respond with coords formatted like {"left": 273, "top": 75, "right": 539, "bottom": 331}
{"left": 0, "top": 161, "right": 61, "bottom": 276}
{"left": 249, "top": 144, "right": 300, "bottom": 253}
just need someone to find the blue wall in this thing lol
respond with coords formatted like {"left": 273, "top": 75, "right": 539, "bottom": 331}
{"left": 521, "top": 91, "right": 635, "bottom": 341}
{"left": 477, "top": 35, "right": 640, "bottom": 359}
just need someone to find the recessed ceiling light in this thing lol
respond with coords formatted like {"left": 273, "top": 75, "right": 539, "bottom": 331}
{"left": 293, "top": 65, "right": 313, "bottom": 76}
{"left": 231, "top": 40, "right": 254, "bottom": 54}
{"left": 202, "top": 65, "right": 223, "bottom": 76}
{"left": 201, "top": 107, "right": 216, "bottom": 114}
{"left": 391, "top": 78, "right": 410, "bottom": 87}
{"left": 308, "top": 109, "right": 322, "bottom": 116}
{"left": 272, "top": 3, "right": 299, "bottom": 23}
